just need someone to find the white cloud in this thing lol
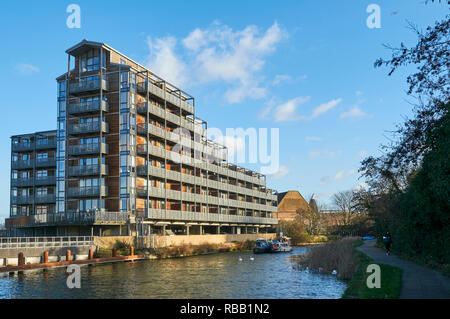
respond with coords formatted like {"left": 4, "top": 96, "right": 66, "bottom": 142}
{"left": 272, "top": 74, "right": 292, "bottom": 86}
{"left": 268, "top": 165, "right": 289, "bottom": 179}
{"left": 15, "top": 63, "right": 39, "bottom": 75}
{"left": 305, "top": 136, "right": 322, "bottom": 142}
{"left": 273, "top": 96, "right": 310, "bottom": 122}
{"left": 147, "top": 21, "right": 287, "bottom": 104}
{"left": 340, "top": 106, "right": 370, "bottom": 119}
{"left": 320, "top": 169, "right": 356, "bottom": 184}
{"left": 355, "top": 90, "right": 363, "bottom": 96}
{"left": 310, "top": 98, "right": 342, "bottom": 119}
{"left": 146, "top": 37, "right": 188, "bottom": 86}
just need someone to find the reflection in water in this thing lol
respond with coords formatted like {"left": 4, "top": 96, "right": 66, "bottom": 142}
{"left": 0, "top": 247, "right": 346, "bottom": 299}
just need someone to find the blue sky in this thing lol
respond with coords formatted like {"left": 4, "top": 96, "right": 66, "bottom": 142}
{"left": 0, "top": 1, "right": 447, "bottom": 221}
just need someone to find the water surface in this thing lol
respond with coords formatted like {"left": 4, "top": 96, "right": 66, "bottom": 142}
{"left": 0, "top": 247, "right": 346, "bottom": 299}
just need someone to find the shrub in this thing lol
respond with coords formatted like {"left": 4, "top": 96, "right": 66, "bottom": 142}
{"left": 298, "top": 237, "right": 360, "bottom": 279}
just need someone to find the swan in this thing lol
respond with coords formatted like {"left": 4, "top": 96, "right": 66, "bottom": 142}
{"left": 249, "top": 257, "right": 255, "bottom": 261}
{"left": 238, "top": 257, "right": 243, "bottom": 262}
{"left": 332, "top": 270, "right": 337, "bottom": 275}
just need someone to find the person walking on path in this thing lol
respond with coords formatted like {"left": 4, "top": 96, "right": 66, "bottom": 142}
{"left": 382, "top": 232, "right": 392, "bottom": 255}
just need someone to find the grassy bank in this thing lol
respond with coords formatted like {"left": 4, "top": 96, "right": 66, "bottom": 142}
{"left": 342, "top": 241, "right": 403, "bottom": 299}
{"left": 296, "top": 238, "right": 402, "bottom": 298}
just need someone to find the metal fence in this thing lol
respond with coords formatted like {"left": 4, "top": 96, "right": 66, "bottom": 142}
{"left": 0, "top": 236, "right": 93, "bottom": 249}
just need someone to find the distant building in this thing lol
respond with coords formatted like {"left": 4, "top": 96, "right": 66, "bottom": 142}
{"left": 276, "top": 191, "right": 311, "bottom": 221}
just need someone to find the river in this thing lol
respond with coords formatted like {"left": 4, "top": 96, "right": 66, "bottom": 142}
{"left": 0, "top": 247, "right": 346, "bottom": 299}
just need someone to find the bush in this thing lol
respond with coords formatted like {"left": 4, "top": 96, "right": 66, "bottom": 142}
{"left": 297, "top": 237, "right": 360, "bottom": 279}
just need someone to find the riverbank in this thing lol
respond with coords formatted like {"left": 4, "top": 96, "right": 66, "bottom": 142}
{"left": 342, "top": 241, "right": 402, "bottom": 298}
{"left": 294, "top": 237, "right": 403, "bottom": 298}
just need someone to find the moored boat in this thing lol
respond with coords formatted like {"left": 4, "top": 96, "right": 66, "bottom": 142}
{"left": 253, "top": 238, "right": 271, "bottom": 254}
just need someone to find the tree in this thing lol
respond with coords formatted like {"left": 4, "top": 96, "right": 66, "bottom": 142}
{"left": 358, "top": 7, "right": 449, "bottom": 264}
{"left": 332, "top": 190, "right": 358, "bottom": 226}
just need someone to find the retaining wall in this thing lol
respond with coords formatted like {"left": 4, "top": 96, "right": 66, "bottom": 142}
{"left": 94, "top": 233, "right": 277, "bottom": 249}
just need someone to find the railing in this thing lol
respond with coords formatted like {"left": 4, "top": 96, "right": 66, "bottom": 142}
{"left": 68, "top": 100, "right": 109, "bottom": 115}
{"left": 144, "top": 209, "right": 278, "bottom": 225}
{"left": 67, "top": 186, "right": 108, "bottom": 198}
{"left": 68, "top": 143, "right": 108, "bottom": 156}
{"left": 34, "top": 176, "right": 56, "bottom": 186}
{"left": 11, "top": 196, "right": 33, "bottom": 205}
{"left": 0, "top": 236, "right": 94, "bottom": 249}
{"left": 68, "top": 121, "right": 109, "bottom": 135}
{"left": 35, "top": 194, "right": 56, "bottom": 204}
{"left": 68, "top": 164, "right": 108, "bottom": 177}
{"left": 35, "top": 140, "right": 57, "bottom": 150}
{"left": 35, "top": 157, "right": 56, "bottom": 168}
{"left": 12, "top": 143, "right": 34, "bottom": 152}
{"left": 11, "top": 178, "right": 34, "bottom": 187}
{"left": 11, "top": 159, "right": 33, "bottom": 170}
{"left": 69, "top": 79, "right": 109, "bottom": 94}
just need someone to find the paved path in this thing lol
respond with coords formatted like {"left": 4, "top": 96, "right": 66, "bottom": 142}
{"left": 357, "top": 239, "right": 450, "bottom": 299}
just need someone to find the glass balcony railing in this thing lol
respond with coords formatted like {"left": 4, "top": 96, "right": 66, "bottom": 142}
{"left": 68, "top": 121, "right": 109, "bottom": 135}
{"left": 35, "top": 140, "right": 57, "bottom": 150}
{"left": 68, "top": 164, "right": 108, "bottom": 177}
{"left": 11, "top": 196, "right": 33, "bottom": 205}
{"left": 11, "top": 160, "right": 33, "bottom": 170}
{"left": 35, "top": 157, "right": 56, "bottom": 168}
{"left": 68, "top": 143, "right": 108, "bottom": 156}
{"left": 34, "top": 194, "right": 56, "bottom": 204}
{"left": 69, "top": 79, "right": 109, "bottom": 94}
{"left": 67, "top": 186, "right": 108, "bottom": 198}
{"left": 68, "top": 100, "right": 109, "bottom": 115}
{"left": 11, "top": 178, "right": 34, "bottom": 187}
{"left": 34, "top": 176, "right": 56, "bottom": 186}
{"left": 12, "top": 142, "right": 34, "bottom": 152}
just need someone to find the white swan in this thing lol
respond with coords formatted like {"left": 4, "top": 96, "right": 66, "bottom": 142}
{"left": 249, "top": 257, "right": 255, "bottom": 261}
{"left": 238, "top": 257, "right": 243, "bottom": 262}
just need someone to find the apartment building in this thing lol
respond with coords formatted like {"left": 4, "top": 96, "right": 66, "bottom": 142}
{"left": 8, "top": 131, "right": 57, "bottom": 230}
{"left": 6, "top": 40, "right": 278, "bottom": 236}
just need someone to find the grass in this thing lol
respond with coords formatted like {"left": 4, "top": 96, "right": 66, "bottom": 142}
{"left": 342, "top": 241, "right": 403, "bottom": 299}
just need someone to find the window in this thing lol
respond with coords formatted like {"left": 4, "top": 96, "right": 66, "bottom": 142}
{"left": 80, "top": 49, "right": 101, "bottom": 72}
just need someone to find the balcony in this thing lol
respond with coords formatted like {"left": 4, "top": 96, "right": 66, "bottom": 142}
{"left": 35, "top": 140, "right": 57, "bottom": 150}
{"left": 11, "top": 196, "right": 33, "bottom": 205}
{"left": 11, "top": 160, "right": 33, "bottom": 170}
{"left": 7, "top": 211, "right": 127, "bottom": 228}
{"left": 68, "top": 164, "right": 108, "bottom": 177}
{"left": 68, "top": 100, "right": 109, "bottom": 115}
{"left": 12, "top": 142, "right": 34, "bottom": 152}
{"left": 68, "top": 121, "right": 109, "bottom": 135}
{"left": 11, "top": 178, "right": 34, "bottom": 187}
{"left": 35, "top": 157, "right": 56, "bottom": 168}
{"left": 68, "top": 143, "right": 108, "bottom": 156}
{"left": 35, "top": 176, "right": 56, "bottom": 186}
{"left": 67, "top": 186, "right": 108, "bottom": 198}
{"left": 69, "top": 79, "right": 109, "bottom": 95}
{"left": 144, "top": 209, "right": 278, "bottom": 225}
{"left": 35, "top": 194, "right": 56, "bottom": 204}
